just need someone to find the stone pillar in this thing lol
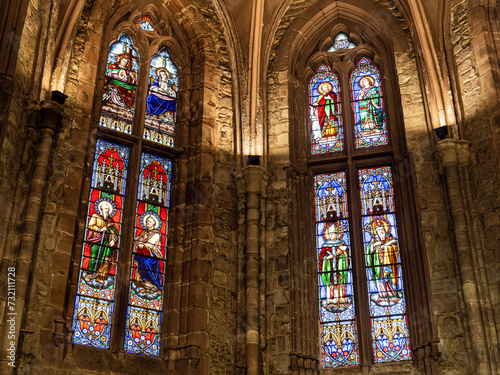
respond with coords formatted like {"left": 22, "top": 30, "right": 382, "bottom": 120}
{"left": 242, "top": 165, "right": 267, "bottom": 375}
{"left": 0, "top": 100, "right": 62, "bottom": 374}
{"left": 435, "top": 139, "right": 493, "bottom": 374}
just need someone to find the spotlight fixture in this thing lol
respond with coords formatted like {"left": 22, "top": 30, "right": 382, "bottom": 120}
{"left": 51, "top": 90, "right": 68, "bottom": 105}
{"left": 248, "top": 155, "right": 260, "bottom": 166}
{"left": 433, "top": 126, "right": 448, "bottom": 140}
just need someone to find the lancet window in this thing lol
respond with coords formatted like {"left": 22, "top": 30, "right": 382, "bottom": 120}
{"left": 72, "top": 20, "right": 179, "bottom": 357}
{"left": 308, "top": 33, "right": 411, "bottom": 369}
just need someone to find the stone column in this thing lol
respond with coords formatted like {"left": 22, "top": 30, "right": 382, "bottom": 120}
{"left": 0, "top": 100, "right": 62, "bottom": 374}
{"left": 436, "top": 139, "right": 493, "bottom": 374}
{"left": 242, "top": 165, "right": 267, "bottom": 375}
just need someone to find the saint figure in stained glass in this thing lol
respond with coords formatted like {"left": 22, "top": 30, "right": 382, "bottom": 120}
{"left": 84, "top": 198, "right": 119, "bottom": 284}
{"left": 144, "top": 48, "right": 178, "bottom": 146}
{"left": 146, "top": 68, "right": 177, "bottom": 118}
{"left": 132, "top": 212, "right": 163, "bottom": 294}
{"left": 365, "top": 217, "right": 400, "bottom": 301}
{"left": 309, "top": 64, "right": 343, "bottom": 154}
{"left": 356, "top": 76, "right": 383, "bottom": 134}
{"left": 351, "top": 58, "right": 388, "bottom": 148}
{"left": 318, "top": 222, "right": 350, "bottom": 309}
{"left": 99, "top": 35, "right": 139, "bottom": 134}
{"left": 314, "top": 82, "right": 340, "bottom": 137}
{"left": 103, "top": 53, "right": 137, "bottom": 110}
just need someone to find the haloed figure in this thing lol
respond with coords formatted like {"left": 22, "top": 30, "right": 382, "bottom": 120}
{"left": 313, "top": 82, "right": 340, "bottom": 137}
{"left": 133, "top": 214, "right": 162, "bottom": 294}
{"left": 356, "top": 75, "right": 383, "bottom": 133}
{"left": 318, "top": 223, "right": 350, "bottom": 307}
{"left": 146, "top": 67, "right": 177, "bottom": 118}
{"left": 366, "top": 218, "right": 399, "bottom": 300}
{"left": 102, "top": 53, "right": 137, "bottom": 110}
{"left": 84, "top": 199, "right": 118, "bottom": 283}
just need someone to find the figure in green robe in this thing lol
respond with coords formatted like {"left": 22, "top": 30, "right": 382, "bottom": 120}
{"left": 319, "top": 223, "right": 350, "bottom": 308}
{"left": 356, "top": 75, "right": 383, "bottom": 133}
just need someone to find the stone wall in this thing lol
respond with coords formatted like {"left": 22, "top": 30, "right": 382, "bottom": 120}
{"left": 395, "top": 49, "right": 468, "bottom": 374}
{"left": 451, "top": 1, "right": 500, "bottom": 364}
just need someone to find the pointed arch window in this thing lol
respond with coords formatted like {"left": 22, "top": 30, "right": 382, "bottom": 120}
{"left": 144, "top": 48, "right": 178, "bottom": 146}
{"left": 308, "top": 49, "right": 411, "bottom": 368}
{"left": 72, "top": 27, "right": 180, "bottom": 357}
{"left": 309, "top": 64, "right": 343, "bottom": 154}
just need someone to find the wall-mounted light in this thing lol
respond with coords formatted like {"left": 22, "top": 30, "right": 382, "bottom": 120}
{"left": 248, "top": 155, "right": 260, "bottom": 166}
{"left": 51, "top": 90, "right": 67, "bottom": 105}
{"left": 433, "top": 126, "right": 448, "bottom": 140}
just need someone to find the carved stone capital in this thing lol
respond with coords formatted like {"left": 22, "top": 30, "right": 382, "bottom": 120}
{"left": 435, "top": 138, "right": 459, "bottom": 169}
{"left": 243, "top": 165, "right": 268, "bottom": 195}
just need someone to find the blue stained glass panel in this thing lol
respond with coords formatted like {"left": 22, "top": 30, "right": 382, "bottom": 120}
{"left": 137, "top": 14, "right": 157, "bottom": 33}
{"left": 315, "top": 172, "right": 359, "bottom": 368}
{"left": 309, "top": 64, "right": 343, "bottom": 154}
{"left": 371, "top": 315, "right": 411, "bottom": 362}
{"left": 144, "top": 48, "right": 178, "bottom": 146}
{"left": 124, "top": 306, "right": 162, "bottom": 356}
{"left": 359, "top": 166, "right": 411, "bottom": 363}
{"left": 328, "top": 33, "right": 356, "bottom": 52}
{"left": 321, "top": 322, "right": 359, "bottom": 368}
{"left": 350, "top": 57, "right": 388, "bottom": 149}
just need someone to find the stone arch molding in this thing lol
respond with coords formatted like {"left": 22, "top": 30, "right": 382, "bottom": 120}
{"left": 51, "top": 0, "right": 225, "bottom": 100}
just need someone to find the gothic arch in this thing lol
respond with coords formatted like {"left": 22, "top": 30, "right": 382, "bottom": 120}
{"left": 266, "top": 2, "right": 440, "bottom": 372}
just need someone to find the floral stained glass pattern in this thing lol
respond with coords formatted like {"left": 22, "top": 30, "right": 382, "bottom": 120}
{"left": 99, "top": 34, "right": 139, "bottom": 134}
{"left": 309, "top": 64, "right": 343, "bottom": 154}
{"left": 315, "top": 173, "right": 359, "bottom": 368}
{"left": 358, "top": 166, "right": 411, "bottom": 363}
{"left": 328, "top": 33, "right": 356, "bottom": 52}
{"left": 350, "top": 57, "right": 388, "bottom": 149}
{"left": 124, "top": 153, "right": 173, "bottom": 356}
{"left": 144, "top": 48, "right": 178, "bottom": 146}
{"left": 72, "top": 140, "right": 129, "bottom": 349}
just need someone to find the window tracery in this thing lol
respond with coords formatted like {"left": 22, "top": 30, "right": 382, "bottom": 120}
{"left": 309, "top": 32, "right": 411, "bottom": 369}
{"left": 72, "top": 23, "right": 179, "bottom": 357}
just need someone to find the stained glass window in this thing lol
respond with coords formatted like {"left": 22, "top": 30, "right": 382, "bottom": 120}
{"left": 72, "top": 140, "right": 129, "bottom": 349}
{"left": 350, "top": 57, "right": 388, "bottom": 149}
{"left": 74, "top": 21, "right": 179, "bottom": 357}
{"left": 124, "top": 154, "right": 172, "bottom": 356}
{"left": 315, "top": 173, "right": 359, "bottom": 368}
{"left": 137, "top": 14, "right": 157, "bottom": 33}
{"left": 359, "top": 166, "right": 411, "bottom": 363}
{"left": 328, "top": 33, "right": 356, "bottom": 52}
{"left": 309, "top": 64, "right": 343, "bottom": 154}
{"left": 99, "top": 34, "right": 139, "bottom": 134}
{"left": 144, "top": 48, "right": 178, "bottom": 146}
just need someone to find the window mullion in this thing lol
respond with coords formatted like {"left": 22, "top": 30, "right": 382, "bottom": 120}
{"left": 342, "top": 63, "right": 354, "bottom": 158}
{"left": 348, "top": 159, "right": 372, "bottom": 367}
{"left": 110, "top": 141, "right": 142, "bottom": 351}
